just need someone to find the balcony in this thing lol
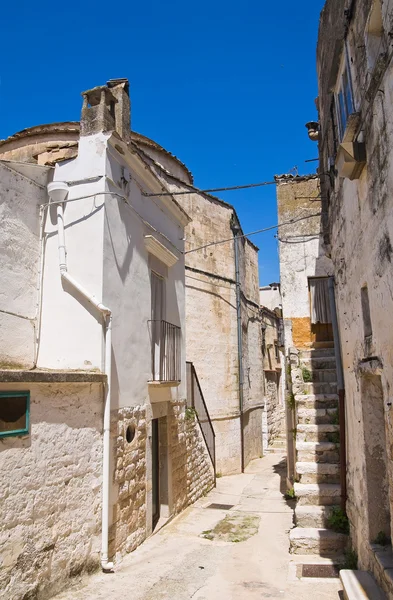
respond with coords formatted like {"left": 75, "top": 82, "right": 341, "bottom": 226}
{"left": 148, "top": 320, "right": 181, "bottom": 384}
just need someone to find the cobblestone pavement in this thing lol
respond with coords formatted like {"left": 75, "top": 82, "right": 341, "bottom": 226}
{"left": 54, "top": 453, "right": 343, "bottom": 600}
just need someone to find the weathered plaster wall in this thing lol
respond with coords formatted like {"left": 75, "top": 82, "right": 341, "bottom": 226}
{"left": 0, "top": 382, "right": 103, "bottom": 600}
{"left": 317, "top": 0, "right": 393, "bottom": 582}
{"left": 259, "top": 285, "right": 281, "bottom": 311}
{"left": 277, "top": 176, "right": 333, "bottom": 350}
{"left": 0, "top": 162, "right": 50, "bottom": 368}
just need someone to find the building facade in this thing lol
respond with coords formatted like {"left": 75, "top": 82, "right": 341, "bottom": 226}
{"left": 317, "top": 0, "right": 393, "bottom": 594}
{"left": 275, "top": 175, "right": 348, "bottom": 559}
{"left": 132, "top": 146, "right": 265, "bottom": 475}
{"left": 0, "top": 80, "right": 214, "bottom": 600}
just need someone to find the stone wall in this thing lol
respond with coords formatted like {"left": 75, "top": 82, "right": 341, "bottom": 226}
{"left": 261, "top": 307, "right": 285, "bottom": 445}
{"left": 110, "top": 405, "right": 147, "bottom": 562}
{"left": 277, "top": 175, "right": 333, "bottom": 351}
{"left": 171, "top": 402, "right": 215, "bottom": 514}
{"left": 317, "top": 0, "right": 393, "bottom": 584}
{"left": 0, "top": 382, "right": 103, "bottom": 600}
{"left": 110, "top": 401, "right": 214, "bottom": 564}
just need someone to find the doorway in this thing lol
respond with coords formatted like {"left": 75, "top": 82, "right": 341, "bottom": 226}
{"left": 152, "top": 418, "right": 160, "bottom": 529}
{"left": 361, "top": 374, "right": 391, "bottom": 542}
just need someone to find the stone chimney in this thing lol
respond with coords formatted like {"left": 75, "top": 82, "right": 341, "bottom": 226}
{"left": 107, "top": 79, "right": 131, "bottom": 144}
{"left": 80, "top": 78, "right": 131, "bottom": 143}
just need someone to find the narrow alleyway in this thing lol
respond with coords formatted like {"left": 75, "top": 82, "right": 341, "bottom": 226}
{"left": 55, "top": 454, "right": 342, "bottom": 600}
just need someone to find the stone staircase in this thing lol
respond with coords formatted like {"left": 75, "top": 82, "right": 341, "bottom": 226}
{"left": 267, "top": 431, "right": 287, "bottom": 454}
{"left": 289, "top": 347, "right": 348, "bottom": 559}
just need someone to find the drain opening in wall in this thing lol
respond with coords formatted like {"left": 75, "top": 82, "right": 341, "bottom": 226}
{"left": 126, "top": 424, "right": 136, "bottom": 443}
{"left": 300, "top": 564, "right": 340, "bottom": 578}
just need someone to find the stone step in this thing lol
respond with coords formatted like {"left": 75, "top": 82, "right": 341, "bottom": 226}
{"left": 301, "top": 356, "right": 337, "bottom": 370}
{"left": 297, "top": 407, "right": 339, "bottom": 425}
{"left": 297, "top": 423, "right": 340, "bottom": 443}
{"left": 303, "top": 381, "right": 338, "bottom": 395}
{"left": 294, "top": 483, "right": 341, "bottom": 506}
{"left": 300, "top": 348, "right": 336, "bottom": 359}
{"left": 289, "top": 527, "right": 348, "bottom": 555}
{"left": 296, "top": 441, "right": 340, "bottom": 464}
{"left": 296, "top": 461, "right": 340, "bottom": 484}
{"left": 295, "top": 505, "right": 338, "bottom": 528}
{"left": 340, "top": 570, "right": 386, "bottom": 600}
{"left": 295, "top": 393, "right": 339, "bottom": 410}
{"left": 304, "top": 369, "right": 337, "bottom": 384}
{"left": 372, "top": 545, "right": 393, "bottom": 598}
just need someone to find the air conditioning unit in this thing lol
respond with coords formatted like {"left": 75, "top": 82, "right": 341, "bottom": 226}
{"left": 335, "top": 141, "right": 366, "bottom": 180}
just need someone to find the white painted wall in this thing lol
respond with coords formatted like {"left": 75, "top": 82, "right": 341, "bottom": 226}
{"left": 36, "top": 132, "right": 187, "bottom": 404}
{"left": 0, "top": 162, "right": 50, "bottom": 368}
{"left": 259, "top": 285, "right": 282, "bottom": 312}
{"left": 38, "top": 134, "right": 108, "bottom": 370}
{"left": 104, "top": 141, "right": 186, "bottom": 408}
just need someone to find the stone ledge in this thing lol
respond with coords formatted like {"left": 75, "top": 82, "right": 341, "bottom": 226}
{"left": 0, "top": 369, "right": 106, "bottom": 383}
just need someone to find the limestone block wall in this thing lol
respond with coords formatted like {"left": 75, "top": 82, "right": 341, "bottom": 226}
{"left": 170, "top": 402, "right": 215, "bottom": 514}
{"left": 111, "top": 405, "right": 147, "bottom": 561}
{"left": 265, "top": 372, "right": 283, "bottom": 442}
{"left": 110, "top": 401, "right": 214, "bottom": 564}
{"left": 0, "top": 382, "right": 103, "bottom": 600}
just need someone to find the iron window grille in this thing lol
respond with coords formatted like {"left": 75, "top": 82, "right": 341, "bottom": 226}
{"left": 148, "top": 320, "right": 181, "bottom": 382}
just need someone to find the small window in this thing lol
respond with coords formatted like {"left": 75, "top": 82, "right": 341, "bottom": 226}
{"left": 0, "top": 391, "right": 30, "bottom": 438}
{"left": 336, "top": 64, "right": 355, "bottom": 140}
{"left": 361, "top": 286, "right": 373, "bottom": 340}
{"left": 274, "top": 341, "right": 280, "bottom": 362}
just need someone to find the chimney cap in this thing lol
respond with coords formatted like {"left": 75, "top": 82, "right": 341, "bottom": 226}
{"left": 107, "top": 78, "right": 130, "bottom": 92}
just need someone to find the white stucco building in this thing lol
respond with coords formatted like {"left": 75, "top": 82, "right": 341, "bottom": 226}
{"left": 0, "top": 79, "right": 214, "bottom": 600}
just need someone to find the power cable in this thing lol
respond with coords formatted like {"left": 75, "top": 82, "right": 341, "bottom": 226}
{"left": 142, "top": 180, "right": 278, "bottom": 197}
{"left": 185, "top": 213, "right": 322, "bottom": 255}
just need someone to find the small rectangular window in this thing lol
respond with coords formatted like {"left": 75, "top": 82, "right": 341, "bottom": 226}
{"left": 336, "top": 66, "right": 355, "bottom": 139}
{"left": 0, "top": 391, "right": 30, "bottom": 437}
{"left": 274, "top": 341, "right": 280, "bottom": 362}
{"left": 361, "top": 286, "right": 373, "bottom": 339}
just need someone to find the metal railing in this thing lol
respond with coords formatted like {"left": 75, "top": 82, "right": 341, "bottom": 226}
{"left": 148, "top": 320, "right": 181, "bottom": 382}
{"left": 186, "top": 361, "right": 216, "bottom": 480}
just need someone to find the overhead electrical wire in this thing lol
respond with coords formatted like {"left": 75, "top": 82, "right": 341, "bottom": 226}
{"left": 185, "top": 212, "right": 322, "bottom": 254}
{"left": 142, "top": 179, "right": 278, "bottom": 197}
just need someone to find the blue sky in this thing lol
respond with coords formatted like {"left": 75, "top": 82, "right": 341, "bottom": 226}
{"left": 1, "top": 0, "right": 324, "bottom": 284}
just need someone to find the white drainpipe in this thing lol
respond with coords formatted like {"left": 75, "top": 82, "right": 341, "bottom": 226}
{"left": 47, "top": 181, "right": 113, "bottom": 572}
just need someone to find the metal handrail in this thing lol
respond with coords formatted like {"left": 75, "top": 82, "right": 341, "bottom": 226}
{"left": 186, "top": 361, "right": 216, "bottom": 482}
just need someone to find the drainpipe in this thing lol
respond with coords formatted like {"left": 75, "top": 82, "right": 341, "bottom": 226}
{"left": 328, "top": 277, "right": 347, "bottom": 511}
{"left": 47, "top": 182, "right": 113, "bottom": 572}
{"left": 232, "top": 226, "right": 245, "bottom": 472}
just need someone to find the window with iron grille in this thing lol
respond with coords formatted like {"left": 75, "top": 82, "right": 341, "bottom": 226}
{"left": 0, "top": 391, "right": 30, "bottom": 438}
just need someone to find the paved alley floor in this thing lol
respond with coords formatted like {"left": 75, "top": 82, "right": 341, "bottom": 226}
{"left": 55, "top": 453, "right": 342, "bottom": 600}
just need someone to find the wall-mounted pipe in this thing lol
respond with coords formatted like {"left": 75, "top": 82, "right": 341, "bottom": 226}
{"left": 47, "top": 181, "right": 113, "bottom": 572}
{"left": 232, "top": 228, "right": 245, "bottom": 473}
